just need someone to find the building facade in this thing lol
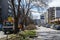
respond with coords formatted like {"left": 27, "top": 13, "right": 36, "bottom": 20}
{"left": 47, "top": 7, "right": 55, "bottom": 23}
{"left": 1, "top": 0, "right": 13, "bottom": 20}
{"left": 44, "top": 12, "right": 48, "bottom": 24}
{"left": 48, "top": 7, "right": 60, "bottom": 24}
{"left": 55, "top": 7, "right": 60, "bottom": 18}
{"left": 40, "top": 14, "right": 45, "bottom": 25}
{"left": 0, "top": 0, "right": 3, "bottom": 23}
{"left": 1, "top": 0, "right": 8, "bottom": 19}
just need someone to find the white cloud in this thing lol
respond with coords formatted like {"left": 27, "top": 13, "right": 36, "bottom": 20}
{"left": 48, "top": 0, "right": 60, "bottom": 7}
{"left": 31, "top": 12, "right": 41, "bottom": 19}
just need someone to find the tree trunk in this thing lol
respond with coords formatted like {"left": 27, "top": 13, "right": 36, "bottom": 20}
{"left": 14, "top": 16, "right": 19, "bottom": 34}
{"left": 21, "top": 22, "right": 24, "bottom": 31}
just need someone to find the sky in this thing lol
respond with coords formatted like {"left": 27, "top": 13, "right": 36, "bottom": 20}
{"left": 15, "top": 0, "right": 60, "bottom": 19}
{"left": 32, "top": 0, "right": 60, "bottom": 19}
{"left": 48, "top": 0, "right": 60, "bottom": 7}
{"left": 31, "top": 12, "right": 40, "bottom": 19}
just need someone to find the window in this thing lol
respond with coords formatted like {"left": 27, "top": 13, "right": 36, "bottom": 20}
{"left": 41, "top": 16, "right": 44, "bottom": 19}
{"left": 8, "top": 6, "right": 11, "bottom": 9}
{"left": 0, "top": 7, "right": 2, "bottom": 14}
{"left": 56, "top": 10, "right": 60, "bottom": 18}
{"left": 8, "top": 9, "right": 12, "bottom": 13}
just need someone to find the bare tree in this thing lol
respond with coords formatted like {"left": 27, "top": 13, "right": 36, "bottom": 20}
{"left": 11, "top": 0, "right": 21, "bottom": 33}
{"left": 20, "top": 0, "right": 51, "bottom": 26}
{"left": 20, "top": 0, "right": 34, "bottom": 26}
{"left": 10, "top": 0, "right": 49, "bottom": 33}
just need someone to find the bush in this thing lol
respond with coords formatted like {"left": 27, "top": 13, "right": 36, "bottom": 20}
{"left": 19, "top": 30, "right": 36, "bottom": 36}
{"left": 24, "top": 30, "right": 36, "bottom": 36}
{"left": 0, "top": 30, "right": 36, "bottom": 40}
{"left": 19, "top": 30, "right": 36, "bottom": 38}
{"left": 26, "top": 24, "right": 37, "bottom": 30}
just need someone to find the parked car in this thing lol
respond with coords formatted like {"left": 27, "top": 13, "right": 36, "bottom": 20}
{"left": 3, "top": 21, "right": 14, "bottom": 34}
{"left": 45, "top": 24, "right": 51, "bottom": 28}
{"left": 42, "top": 24, "right": 47, "bottom": 27}
{"left": 50, "top": 24, "right": 55, "bottom": 29}
{"left": 0, "top": 24, "right": 3, "bottom": 31}
{"left": 53, "top": 25, "right": 60, "bottom": 30}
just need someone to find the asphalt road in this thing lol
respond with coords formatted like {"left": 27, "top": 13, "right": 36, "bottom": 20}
{"left": 35, "top": 26, "right": 60, "bottom": 40}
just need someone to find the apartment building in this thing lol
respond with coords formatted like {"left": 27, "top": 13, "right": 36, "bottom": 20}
{"left": 48, "top": 7, "right": 60, "bottom": 24}
{"left": 55, "top": 7, "right": 60, "bottom": 18}
{"left": 1, "top": 0, "right": 8, "bottom": 19}
{"left": 48, "top": 7, "right": 55, "bottom": 23}
{"left": 0, "top": 0, "right": 3, "bottom": 23}
{"left": 1, "top": 0, "right": 13, "bottom": 20}
{"left": 40, "top": 14, "right": 45, "bottom": 25}
{"left": 44, "top": 12, "right": 48, "bottom": 24}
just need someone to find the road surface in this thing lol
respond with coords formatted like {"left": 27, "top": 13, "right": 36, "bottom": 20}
{"left": 35, "top": 26, "right": 60, "bottom": 40}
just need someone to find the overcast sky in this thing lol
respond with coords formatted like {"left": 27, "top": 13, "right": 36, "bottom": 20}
{"left": 48, "top": 0, "right": 60, "bottom": 7}
{"left": 16, "top": 0, "right": 60, "bottom": 19}
{"left": 32, "top": 0, "right": 60, "bottom": 19}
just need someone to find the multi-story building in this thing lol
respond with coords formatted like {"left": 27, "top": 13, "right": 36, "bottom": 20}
{"left": 44, "top": 12, "right": 48, "bottom": 24}
{"left": 55, "top": 7, "right": 60, "bottom": 18}
{"left": 40, "top": 14, "right": 45, "bottom": 25}
{"left": 1, "top": 0, "right": 8, "bottom": 19}
{"left": 8, "top": 0, "right": 13, "bottom": 17}
{"left": 48, "top": 7, "right": 60, "bottom": 24}
{"left": 1, "top": 0, "right": 13, "bottom": 20}
{"left": 0, "top": 0, "right": 3, "bottom": 23}
{"left": 48, "top": 7, "right": 55, "bottom": 23}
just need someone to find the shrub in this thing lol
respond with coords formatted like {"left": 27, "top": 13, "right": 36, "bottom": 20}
{"left": 19, "top": 30, "right": 36, "bottom": 36}
{"left": 24, "top": 30, "right": 36, "bottom": 36}
{"left": 26, "top": 24, "right": 37, "bottom": 30}
{"left": 19, "top": 30, "right": 36, "bottom": 38}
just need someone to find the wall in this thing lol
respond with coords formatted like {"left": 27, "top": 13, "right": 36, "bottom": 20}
{"left": 40, "top": 14, "right": 45, "bottom": 25}
{"left": 55, "top": 7, "right": 60, "bottom": 18}
{"left": 44, "top": 12, "right": 48, "bottom": 24}
{"left": 1, "top": 0, "right": 8, "bottom": 19}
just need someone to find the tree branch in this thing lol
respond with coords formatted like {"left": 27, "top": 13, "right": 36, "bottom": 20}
{"left": 11, "top": 0, "right": 16, "bottom": 17}
{"left": 17, "top": 0, "right": 21, "bottom": 18}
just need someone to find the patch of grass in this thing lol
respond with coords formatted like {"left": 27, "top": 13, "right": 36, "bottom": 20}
{"left": 19, "top": 30, "right": 36, "bottom": 38}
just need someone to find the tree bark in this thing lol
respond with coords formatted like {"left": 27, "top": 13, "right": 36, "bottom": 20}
{"left": 14, "top": 16, "right": 19, "bottom": 33}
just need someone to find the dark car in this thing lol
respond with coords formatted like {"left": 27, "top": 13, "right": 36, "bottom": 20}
{"left": 53, "top": 25, "right": 60, "bottom": 30}
{"left": 50, "top": 24, "right": 55, "bottom": 29}
{"left": 42, "top": 24, "right": 47, "bottom": 27}
{"left": 46, "top": 24, "right": 51, "bottom": 28}
{"left": 3, "top": 21, "right": 14, "bottom": 34}
{"left": 0, "top": 24, "right": 3, "bottom": 31}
